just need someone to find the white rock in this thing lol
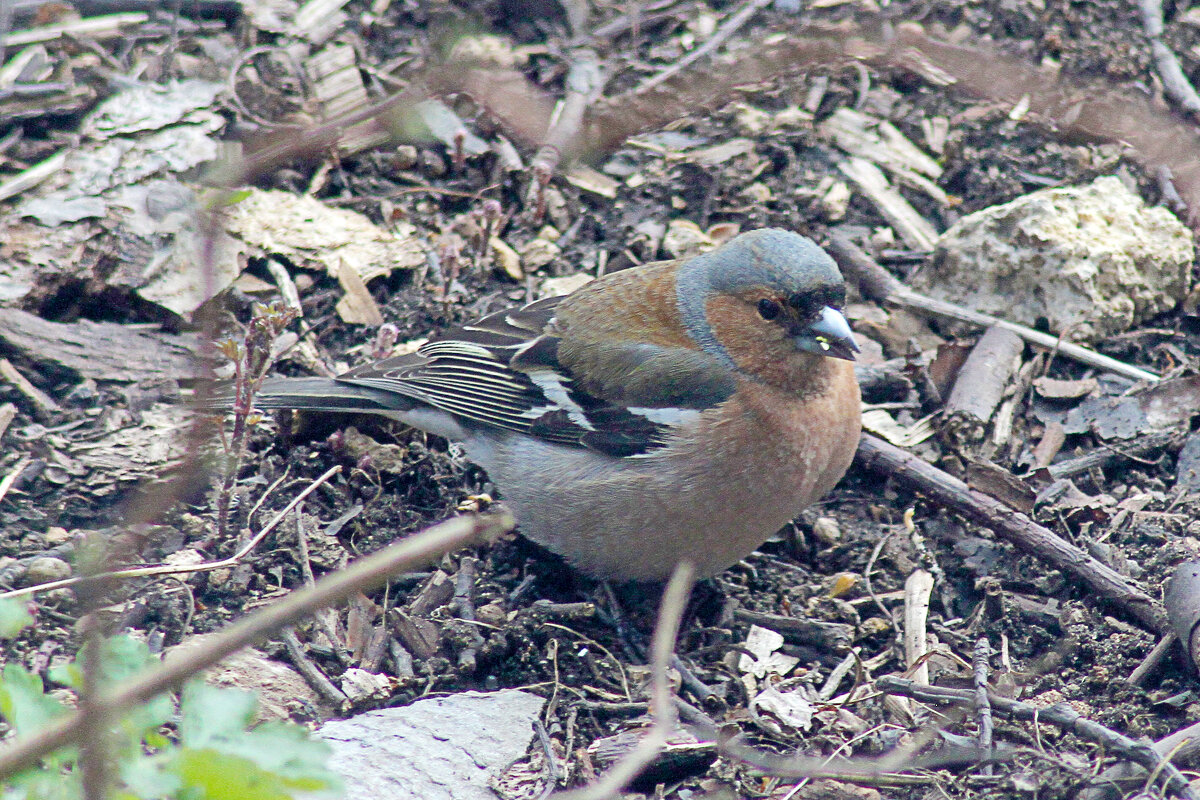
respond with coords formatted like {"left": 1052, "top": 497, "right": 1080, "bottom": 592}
{"left": 916, "top": 176, "right": 1193, "bottom": 341}
{"left": 319, "top": 689, "right": 546, "bottom": 800}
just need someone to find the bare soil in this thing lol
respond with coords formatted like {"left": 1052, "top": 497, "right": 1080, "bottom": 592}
{"left": 2, "top": 1, "right": 1200, "bottom": 798}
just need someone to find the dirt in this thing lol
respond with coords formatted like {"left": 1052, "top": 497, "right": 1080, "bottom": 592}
{"left": 2, "top": 0, "right": 1200, "bottom": 798}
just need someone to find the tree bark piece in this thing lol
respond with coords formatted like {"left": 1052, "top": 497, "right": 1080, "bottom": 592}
{"left": 943, "top": 325, "right": 1024, "bottom": 444}
{"left": 0, "top": 309, "right": 201, "bottom": 383}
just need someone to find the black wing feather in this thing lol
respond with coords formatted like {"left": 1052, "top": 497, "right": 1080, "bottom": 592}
{"left": 333, "top": 295, "right": 719, "bottom": 457}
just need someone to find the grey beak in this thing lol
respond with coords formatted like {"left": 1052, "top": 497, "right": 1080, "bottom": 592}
{"left": 807, "top": 306, "right": 859, "bottom": 361}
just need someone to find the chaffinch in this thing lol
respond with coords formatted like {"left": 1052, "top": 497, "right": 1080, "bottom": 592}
{"left": 231, "top": 228, "right": 862, "bottom": 581}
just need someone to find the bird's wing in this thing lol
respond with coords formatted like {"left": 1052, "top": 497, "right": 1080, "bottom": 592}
{"left": 335, "top": 296, "right": 736, "bottom": 457}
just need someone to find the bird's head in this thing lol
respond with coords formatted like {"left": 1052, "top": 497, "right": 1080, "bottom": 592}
{"left": 676, "top": 228, "right": 860, "bottom": 369}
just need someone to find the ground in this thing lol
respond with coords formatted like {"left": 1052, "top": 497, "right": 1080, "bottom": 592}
{"left": 1, "top": 1, "right": 1200, "bottom": 798}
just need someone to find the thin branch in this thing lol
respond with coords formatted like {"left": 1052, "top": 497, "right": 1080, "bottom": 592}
{"left": 635, "top": 0, "right": 772, "bottom": 93}
{"left": 876, "top": 676, "right": 1196, "bottom": 800}
{"left": 825, "top": 233, "right": 1161, "bottom": 384}
{"left": 0, "top": 512, "right": 512, "bottom": 782}
{"left": 973, "top": 637, "right": 994, "bottom": 776}
{"left": 554, "top": 561, "right": 695, "bottom": 800}
{"left": 854, "top": 434, "right": 1167, "bottom": 633}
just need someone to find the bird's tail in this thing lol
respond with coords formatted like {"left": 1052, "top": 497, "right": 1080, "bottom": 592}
{"left": 200, "top": 377, "right": 415, "bottom": 414}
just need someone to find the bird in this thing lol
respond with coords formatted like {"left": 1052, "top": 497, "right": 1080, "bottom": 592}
{"left": 219, "top": 228, "right": 862, "bottom": 581}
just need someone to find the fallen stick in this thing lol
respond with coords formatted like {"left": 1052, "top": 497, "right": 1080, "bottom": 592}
{"left": 876, "top": 676, "right": 1196, "bottom": 800}
{"left": 854, "top": 434, "right": 1166, "bottom": 634}
{"left": 1040, "top": 428, "right": 1185, "bottom": 481}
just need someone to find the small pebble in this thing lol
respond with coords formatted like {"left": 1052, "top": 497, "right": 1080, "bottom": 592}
{"left": 476, "top": 602, "right": 507, "bottom": 627}
{"left": 43, "top": 526, "right": 71, "bottom": 545}
{"left": 392, "top": 145, "right": 418, "bottom": 170}
{"left": 811, "top": 516, "right": 842, "bottom": 546}
{"left": 23, "top": 557, "right": 71, "bottom": 585}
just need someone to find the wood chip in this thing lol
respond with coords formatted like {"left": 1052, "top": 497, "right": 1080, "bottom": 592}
{"left": 966, "top": 458, "right": 1037, "bottom": 513}
{"left": 0, "top": 456, "right": 30, "bottom": 505}
{"left": 822, "top": 108, "right": 943, "bottom": 177}
{"left": 0, "top": 358, "right": 59, "bottom": 415}
{"left": 838, "top": 157, "right": 939, "bottom": 251}
{"left": 1033, "top": 376, "right": 1098, "bottom": 399}
{"left": 293, "top": 0, "right": 351, "bottom": 44}
{"left": 943, "top": 325, "right": 1024, "bottom": 443}
{"left": 1178, "top": 432, "right": 1200, "bottom": 497}
{"left": 1032, "top": 420, "right": 1067, "bottom": 469}
{"left": 4, "top": 13, "right": 149, "bottom": 46}
{"left": 490, "top": 237, "right": 523, "bottom": 280}
{"left": 903, "top": 569, "right": 935, "bottom": 686}
{"left": 305, "top": 42, "right": 386, "bottom": 154}
{"left": 0, "top": 403, "right": 16, "bottom": 440}
{"left": 0, "top": 150, "right": 65, "bottom": 203}
{"left": 334, "top": 262, "right": 385, "bottom": 325}
{"left": 564, "top": 164, "right": 619, "bottom": 199}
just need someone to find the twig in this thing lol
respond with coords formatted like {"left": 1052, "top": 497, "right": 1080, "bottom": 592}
{"left": 973, "top": 638, "right": 994, "bottom": 777}
{"left": 669, "top": 654, "right": 716, "bottom": 703}
{"left": 0, "top": 150, "right": 65, "bottom": 203}
{"left": 0, "top": 402, "right": 15, "bottom": 441}
{"left": 0, "top": 512, "right": 511, "bottom": 782}
{"left": 282, "top": 628, "right": 348, "bottom": 709}
{"left": 0, "top": 0, "right": 11, "bottom": 66}
{"left": 863, "top": 529, "right": 900, "bottom": 634}
{"left": 3, "top": 12, "right": 148, "bottom": 46}
{"left": 854, "top": 434, "right": 1167, "bottom": 633}
{"left": 1127, "top": 634, "right": 1175, "bottom": 687}
{"left": 0, "top": 456, "right": 30, "bottom": 506}
{"left": 876, "top": 676, "right": 1196, "bottom": 800}
{"left": 1139, "top": 0, "right": 1200, "bottom": 115}
{"left": 635, "top": 0, "right": 771, "bottom": 94}
{"left": 529, "top": 48, "right": 603, "bottom": 218}
{"left": 0, "top": 465, "right": 343, "bottom": 601}
{"left": 818, "top": 651, "right": 860, "bottom": 701}
{"left": 837, "top": 158, "right": 939, "bottom": 251}
{"left": 1087, "top": 714, "right": 1200, "bottom": 800}
{"left": 1041, "top": 429, "right": 1184, "bottom": 481}
{"left": 296, "top": 502, "right": 349, "bottom": 665}
{"left": 554, "top": 562, "right": 696, "bottom": 800}
{"left": 451, "top": 557, "right": 484, "bottom": 673}
{"left": 732, "top": 609, "right": 853, "bottom": 651}
{"left": 0, "top": 358, "right": 60, "bottom": 419}
{"left": 7, "top": 0, "right": 240, "bottom": 21}
{"left": 903, "top": 570, "right": 934, "bottom": 686}
{"left": 824, "top": 233, "right": 1161, "bottom": 384}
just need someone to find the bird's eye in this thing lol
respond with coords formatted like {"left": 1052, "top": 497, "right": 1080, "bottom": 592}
{"left": 757, "top": 298, "right": 781, "bottom": 320}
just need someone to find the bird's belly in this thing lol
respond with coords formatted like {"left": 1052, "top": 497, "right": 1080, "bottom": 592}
{"left": 468, "top": 366, "right": 861, "bottom": 581}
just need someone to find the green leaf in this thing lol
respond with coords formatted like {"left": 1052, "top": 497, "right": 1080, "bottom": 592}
{"left": 95, "top": 635, "right": 156, "bottom": 684}
{"left": 172, "top": 748, "right": 339, "bottom": 800}
{"left": 179, "top": 684, "right": 258, "bottom": 747}
{"left": 222, "top": 721, "right": 339, "bottom": 786}
{"left": 2, "top": 766, "right": 81, "bottom": 800}
{"left": 0, "top": 664, "right": 67, "bottom": 736}
{"left": 46, "top": 662, "right": 82, "bottom": 690}
{"left": 118, "top": 750, "right": 182, "bottom": 799}
{"left": 0, "top": 597, "right": 33, "bottom": 638}
{"left": 177, "top": 684, "right": 341, "bottom": 797}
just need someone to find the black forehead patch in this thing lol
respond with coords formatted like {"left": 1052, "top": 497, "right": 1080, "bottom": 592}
{"left": 784, "top": 284, "right": 846, "bottom": 313}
